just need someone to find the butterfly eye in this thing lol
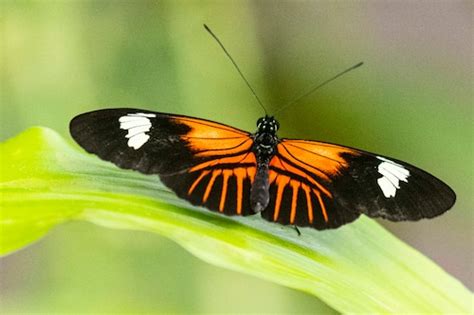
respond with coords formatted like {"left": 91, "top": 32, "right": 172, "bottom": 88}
{"left": 275, "top": 121, "right": 280, "bottom": 130}
{"left": 257, "top": 117, "right": 264, "bottom": 127}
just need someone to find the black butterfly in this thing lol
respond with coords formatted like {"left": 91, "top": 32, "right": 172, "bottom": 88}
{"left": 70, "top": 108, "right": 455, "bottom": 230}
{"left": 69, "top": 25, "right": 455, "bottom": 230}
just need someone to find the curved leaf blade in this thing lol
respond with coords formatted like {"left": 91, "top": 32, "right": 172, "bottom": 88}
{"left": 0, "top": 127, "right": 472, "bottom": 313}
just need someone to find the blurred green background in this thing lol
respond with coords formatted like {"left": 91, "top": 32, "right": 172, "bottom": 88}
{"left": 1, "top": 1, "right": 472, "bottom": 313}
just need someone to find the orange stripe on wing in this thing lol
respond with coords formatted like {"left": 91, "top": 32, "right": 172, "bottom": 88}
{"left": 289, "top": 180, "right": 300, "bottom": 224}
{"left": 247, "top": 167, "right": 256, "bottom": 183}
{"left": 302, "top": 184, "right": 314, "bottom": 224}
{"left": 234, "top": 168, "right": 247, "bottom": 215}
{"left": 188, "top": 170, "right": 210, "bottom": 195}
{"left": 313, "top": 189, "right": 329, "bottom": 223}
{"left": 203, "top": 170, "right": 221, "bottom": 202}
{"left": 219, "top": 170, "right": 232, "bottom": 212}
{"left": 273, "top": 175, "right": 290, "bottom": 221}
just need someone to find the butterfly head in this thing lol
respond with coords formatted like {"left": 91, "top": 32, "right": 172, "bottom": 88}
{"left": 257, "top": 116, "right": 279, "bottom": 135}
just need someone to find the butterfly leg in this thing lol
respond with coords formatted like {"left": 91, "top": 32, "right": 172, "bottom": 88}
{"left": 293, "top": 225, "right": 301, "bottom": 236}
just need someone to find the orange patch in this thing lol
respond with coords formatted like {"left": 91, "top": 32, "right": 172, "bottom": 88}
{"left": 269, "top": 171, "right": 278, "bottom": 184}
{"left": 188, "top": 170, "right": 210, "bottom": 195}
{"left": 219, "top": 170, "right": 232, "bottom": 212}
{"left": 302, "top": 184, "right": 314, "bottom": 224}
{"left": 282, "top": 139, "right": 357, "bottom": 164}
{"left": 173, "top": 117, "right": 248, "bottom": 137}
{"left": 246, "top": 167, "right": 256, "bottom": 183}
{"left": 276, "top": 155, "right": 331, "bottom": 182}
{"left": 289, "top": 180, "right": 300, "bottom": 224}
{"left": 273, "top": 175, "right": 290, "bottom": 221}
{"left": 277, "top": 143, "right": 339, "bottom": 178}
{"left": 313, "top": 189, "right": 329, "bottom": 223}
{"left": 192, "top": 138, "right": 253, "bottom": 158}
{"left": 270, "top": 156, "right": 332, "bottom": 197}
{"left": 278, "top": 140, "right": 359, "bottom": 178}
{"left": 171, "top": 117, "right": 251, "bottom": 158}
{"left": 234, "top": 168, "right": 247, "bottom": 215}
{"left": 270, "top": 156, "right": 285, "bottom": 169}
{"left": 203, "top": 170, "right": 221, "bottom": 202}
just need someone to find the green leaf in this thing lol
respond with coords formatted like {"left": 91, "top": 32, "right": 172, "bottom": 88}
{"left": 1, "top": 127, "right": 472, "bottom": 313}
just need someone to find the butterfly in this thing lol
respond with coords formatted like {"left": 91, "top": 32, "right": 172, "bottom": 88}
{"left": 69, "top": 108, "right": 456, "bottom": 230}
{"left": 70, "top": 24, "right": 455, "bottom": 230}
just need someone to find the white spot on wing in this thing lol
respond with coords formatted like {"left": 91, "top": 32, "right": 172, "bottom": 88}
{"left": 128, "top": 133, "right": 150, "bottom": 149}
{"left": 119, "top": 120, "right": 152, "bottom": 130}
{"left": 376, "top": 156, "right": 410, "bottom": 198}
{"left": 125, "top": 125, "right": 151, "bottom": 138}
{"left": 119, "top": 112, "right": 156, "bottom": 150}
{"left": 377, "top": 177, "right": 397, "bottom": 198}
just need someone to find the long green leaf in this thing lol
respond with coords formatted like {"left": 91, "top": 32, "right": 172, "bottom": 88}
{"left": 0, "top": 127, "right": 472, "bottom": 313}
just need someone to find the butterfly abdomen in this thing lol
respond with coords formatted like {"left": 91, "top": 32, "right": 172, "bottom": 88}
{"left": 250, "top": 163, "right": 270, "bottom": 212}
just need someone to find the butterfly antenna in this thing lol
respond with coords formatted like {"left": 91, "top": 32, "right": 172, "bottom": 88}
{"left": 204, "top": 24, "right": 268, "bottom": 115}
{"left": 274, "top": 62, "right": 364, "bottom": 115}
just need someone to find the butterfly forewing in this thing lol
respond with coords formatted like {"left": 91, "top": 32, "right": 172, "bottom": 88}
{"left": 70, "top": 108, "right": 257, "bottom": 216}
{"left": 331, "top": 150, "right": 456, "bottom": 221}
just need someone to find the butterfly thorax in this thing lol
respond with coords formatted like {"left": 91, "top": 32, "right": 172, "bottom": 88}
{"left": 250, "top": 116, "right": 280, "bottom": 213}
{"left": 252, "top": 116, "right": 279, "bottom": 162}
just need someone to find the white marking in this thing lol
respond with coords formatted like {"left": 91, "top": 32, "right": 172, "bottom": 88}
{"left": 377, "top": 177, "right": 397, "bottom": 198}
{"left": 128, "top": 133, "right": 150, "bottom": 149}
{"left": 119, "top": 116, "right": 146, "bottom": 122}
{"left": 376, "top": 156, "right": 410, "bottom": 198}
{"left": 119, "top": 112, "right": 156, "bottom": 150}
{"left": 125, "top": 125, "right": 151, "bottom": 138}
{"left": 119, "top": 120, "right": 151, "bottom": 130}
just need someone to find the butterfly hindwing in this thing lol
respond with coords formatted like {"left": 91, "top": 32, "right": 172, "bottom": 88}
{"left": 261, "top": 141, "right": 361, "bottom": 229}
{"left": 160, "top": 153, "right": 256, "bottom": 216}
{"left": 70, "top": 108, "right": 257, "bottom": 216}
{"left": 260, "top": 139, "right": 455, "bottom": 229}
